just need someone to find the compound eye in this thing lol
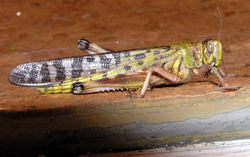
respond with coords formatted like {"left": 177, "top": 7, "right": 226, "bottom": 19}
{"left": 206, "top": 41, "right": 214, "bottom": 54}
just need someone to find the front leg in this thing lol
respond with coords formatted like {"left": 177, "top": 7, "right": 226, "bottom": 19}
{"left": 219, "top": 67, "right": 238, "bottom": 78}
{"left": 211, "top": 66, "right": 228, "bottom": 87}
{"left": 211, "top": 66, "right": 241, "bottom": 91}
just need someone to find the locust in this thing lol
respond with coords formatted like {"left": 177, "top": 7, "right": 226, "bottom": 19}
{"left": 9, "top": 38, "right": 236, "bottom": 97}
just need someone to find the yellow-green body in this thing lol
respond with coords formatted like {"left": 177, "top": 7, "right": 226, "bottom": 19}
{"left": 36, "top": 40, "right": 222, "bottom": 94}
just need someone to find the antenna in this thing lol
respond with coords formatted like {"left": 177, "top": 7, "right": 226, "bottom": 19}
{"left": 216, "top": 7, "right": 228, "bottom": 76}
{"left": 216, "top": 7, "right": 223, "bottom": 41}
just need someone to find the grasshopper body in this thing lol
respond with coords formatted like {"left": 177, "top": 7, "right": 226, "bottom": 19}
{"left": 9, "top": 39, "right": 226, "bottom": 97}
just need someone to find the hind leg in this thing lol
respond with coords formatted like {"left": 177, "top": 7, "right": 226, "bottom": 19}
{"left": 77, "top": 39, "right": 114, "bottom": 54}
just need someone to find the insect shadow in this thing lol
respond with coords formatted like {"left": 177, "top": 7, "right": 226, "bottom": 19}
{"left": 153, "top": 80, "right": 219, "bottom": 89}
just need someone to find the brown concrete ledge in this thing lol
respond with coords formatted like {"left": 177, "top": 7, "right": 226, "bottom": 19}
{"left": 0, "top": 87, "right": 250, "bottom": 156}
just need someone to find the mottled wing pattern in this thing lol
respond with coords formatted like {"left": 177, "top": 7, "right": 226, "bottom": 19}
{"left": 9, "top": 54, "right": 122, "bottom": 86}
{"left": 9, "top": 46, "right": 175, "bottom": 87}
